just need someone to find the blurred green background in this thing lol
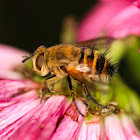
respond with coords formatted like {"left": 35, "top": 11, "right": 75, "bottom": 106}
{"left": 0, "top": 0, "right": 96, "bottom": 52}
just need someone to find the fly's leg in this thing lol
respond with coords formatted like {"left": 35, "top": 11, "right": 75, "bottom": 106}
{"left": 40, "top": 91, "right": 48, "bottom": 103}
{"left": 40, "top": 79, "right": 50, "bottom": 103}
{"left": 66, "top": 75, "right": 85, "bottom": 117}
{"left": 40, "top": 76, "right": 61, "bottom": 103}
{"left": 82, "top": 84, "right": 108, "bottom": 108}
{"left": 44, "top": 79, "right": 51, "bottom": 92}
{"left": 41, "top": 67, "right": 67, "bottom": 103}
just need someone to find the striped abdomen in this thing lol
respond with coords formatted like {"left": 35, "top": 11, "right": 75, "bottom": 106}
{"left": 66, "top": 49, "right": 116, "bottom": 83}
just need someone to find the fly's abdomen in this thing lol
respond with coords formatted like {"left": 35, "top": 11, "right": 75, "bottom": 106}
{"left": 77, "top": 49, "right": 116, "bottom": 83}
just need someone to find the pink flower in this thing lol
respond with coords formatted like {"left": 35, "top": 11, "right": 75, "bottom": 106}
{"left": 0, "top": 45, "right": 87, "bottom": 139}
{"left": 0, "top": 79, "right": 86, "bottom": 139}
{"left": 133, "top": 0, "right": 140, "bottom": 8}
{"left": 0, "top": 44, "right": 140, "bottom": 139}
{"left": 77, "top": 0, "right": 140, "bottom": 41}
{"left": 78, "top": 115, "right": 140, "bottom": 140}
{"left": 104, "top": 115, "right": 140, "bottom": 140}
{"left": 0, "top": 45, "right": 26, "bottom": 80}
{"left": 99, "top": 0, "right": 136, "bottom": 2}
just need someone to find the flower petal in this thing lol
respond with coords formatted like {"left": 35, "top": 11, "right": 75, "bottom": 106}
{"left": 77, "top": 117, "right": 101, "bottom": 140}
{"left": 8, "top": 96, "right": 69, "bottom": 140}
{"left": 133, "top": 0, "right": 140, "bottom": 8}
{"left": 105, "top": 115, "right": 127, "bottom": 140}
{"left": 0, "top": 45, "right": 27, "bottom": 79}
{"left": 106, "top": 5, "right": 140, "bottom": 38}
{"left": 99, "top": 0, "right": 135, "bottom": 2}
{"left": 121, "top": 115, "right": 140, "bottom": 140}
{"left": 0, "top": 80, "right": 39, "bottom": 102}
{"left": 0, "top": 90, "right": 40, "bottom": 140}
{"left": 77, "top": 1, "right": 131, "bottom": 41}
{"left": 51, "top": 100, "right": 86, "bottom": 140}
{"left": 0, "top": 104, "right": 40, "bottom": 140}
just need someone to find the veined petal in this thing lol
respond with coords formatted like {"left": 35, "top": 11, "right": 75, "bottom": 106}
{"left": 0, "top": 79, "right": 39, "bottom": 102}
{"left": 0, "top": 91, "right": 40, "bottom": 140}
{"left": 121, "top": 115, "right": 140, "bottom": 140}
{"left": 104, "top": 115, "right": 127, "bottom": 140}
{"left": 0, "top": 106, "right": 40, "bottom": 140}
{"left": 0, "top": 90, "right": 39, "bottom": 131}
{"left": 8, "top": 96, "right": 69, "bottom": 140}
{"left": 77, "top": 117, "right": 101, "bottom": 140}
{"left": 51, "top": 100, "right": 86, "bottom": 140}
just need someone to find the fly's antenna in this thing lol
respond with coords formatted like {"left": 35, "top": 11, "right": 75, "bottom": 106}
{"left": 22, "top": 52, "right": 36, "bottom": 63}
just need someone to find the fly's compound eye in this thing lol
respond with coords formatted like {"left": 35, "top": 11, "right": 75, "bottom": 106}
{"left": 33, "top": 51, "right": 49, "bottom": 76}
{"left": 35, "top": 53, "right": 44, "bottom": 71}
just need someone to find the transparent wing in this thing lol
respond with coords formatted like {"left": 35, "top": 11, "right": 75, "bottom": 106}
{"left": 76, "top": 37, "right": 115, "bottom": 50}
{"left": 65, "top": 64, "right": 109, "bottom": 93}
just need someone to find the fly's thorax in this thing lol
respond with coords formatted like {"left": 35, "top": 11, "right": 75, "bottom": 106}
{"left": 32, "top": 46, "right": 49, "bottom": 76}
{"left": 46, "top": 44, "right": 82, "bottom": 64}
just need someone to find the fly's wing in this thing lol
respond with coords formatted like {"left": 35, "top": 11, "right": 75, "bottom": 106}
{"left": 64, "top": 62, "right": 109, "bottom": 94}
{"left": 76, "top": 37, "right": 115, "bottom": 51}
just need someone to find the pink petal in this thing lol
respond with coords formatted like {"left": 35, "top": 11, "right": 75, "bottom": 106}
{"left": 77, "top": 1, "right": 131, "bottom": 41}
{"left": 0, "top": 90, "right": 39, "bottom": 135}
{"left": 0, "top": 80, "right": 39, "bottom": 102}
{"left": 0, "top": 70, "right": 23, "bottom": 80}
{"left": 0, "top": 103, "right": 40, "bottom": 140}
{"left": 77, "top": 117, "right": 101, "bottom": 140}
{"left": 0, "top": 44, "right": 27, "bottom": 79}
{"left": 51, "top": 100, "right": 86, "bottom": 140}
{"left": 104, "top": 115, "right": 127, "bottom": 140}
{"left": 99, "top": 0, "right": 135, "bottom": 2}
{"left": 121, "top": 115, "right": 140, "bottom": 140}
{"left": 106, "top": 5, "right": 140, "bottom": 38}
{"left": 8, "top": 96, "right": 69, "bottom": 140}
{"left": 133, "top": 0, "right": 140, "bottom": 8}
